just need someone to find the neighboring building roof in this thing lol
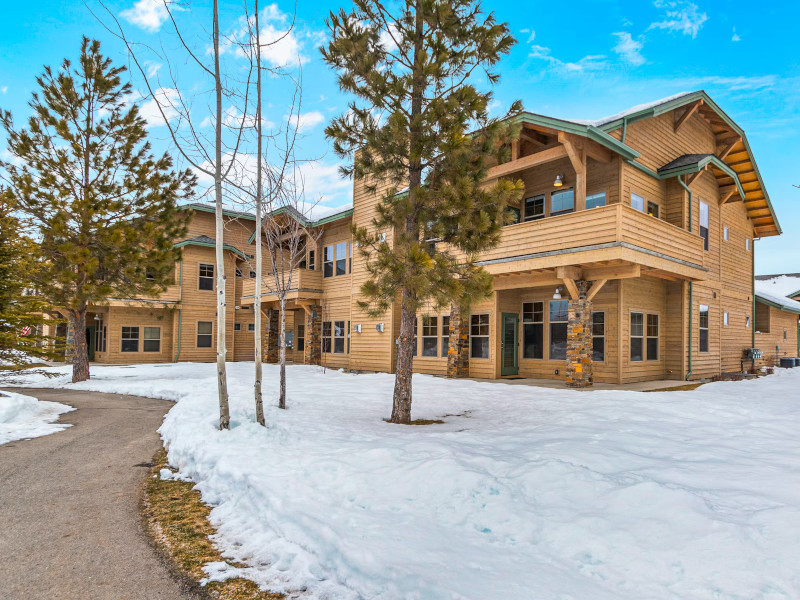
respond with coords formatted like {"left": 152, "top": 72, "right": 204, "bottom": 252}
{"left": 247, "top": 204, "right": 354, "bottom": 244}
{"left": 181, "top": 202, "right": 257, "bottom": 221}
{"left": 754, "top": 274, "right": 800, "bottom": 299}
{"left": 174, "top": 235, "right": 250, "bottom": 260}
{"left": 754, "top": 280, "right": 800, "bottom": 315}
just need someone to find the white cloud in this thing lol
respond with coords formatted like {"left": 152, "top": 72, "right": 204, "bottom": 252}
{"left": 529, "top": 44, "right": 607, "bottom": 73}
{"left": 289, "top": 110, "right": 325, "bottom": 132}
{"left": 1, "top": 85, "right": 7, "bottom": 95}
{"left": 649, "top": 1, "right": 708, "bottom": 38}
{"left": 145, "top": 61, "right": 163, "bottom": 78}
{"left": 612, "top": 32, "right": 646, "bottom": 66}
{"left": 672, "top": 75, "right": 775, "bottom": 92}
{"left": 731, "top": 27, "right": 741, "bottom": 42}
{"left": 379, "top": 23, "right": 400, "bottom": 52}
{"left": 120, "top": 0, "right": 180, "bottom": 33}
{"left": 295, "top": 160, "right": 352, "bottom": 205}
{"left": 527, "top": 30, "right": 537, "bottom": 44}
{"left": 136, "top": 87, "right": 181, "bottom": 128}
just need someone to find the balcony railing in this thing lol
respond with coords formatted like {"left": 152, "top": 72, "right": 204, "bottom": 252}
{"left": 240, "top": 267, "right": 323, "bottom": 302}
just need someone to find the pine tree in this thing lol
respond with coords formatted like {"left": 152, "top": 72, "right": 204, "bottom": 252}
{"left": 0, "top": 38, "right": 195, "bottom": 382}
{"left": 0, "top": 189, "right": 62, "bottom": 366}
{"left": 322, "top": 0, "right": 524, "bottom": 423}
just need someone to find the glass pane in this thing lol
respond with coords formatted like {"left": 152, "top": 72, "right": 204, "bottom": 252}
{"left": 144, "top": 327, "right": 160, "bottom": 340}
{"left": 323, "top": 322, "right": 332, "bottom": 337}
{"left": 699, "top": 306, "right": 709, "bottom": 328}
{"left": 198, "top": 322, "right": 213, "bottom": 335}
{"left": 647, "top": 314, "right": 659, "bottom": 337}
{"left": 699, "top": 329, "right": 709, "bottom": 352}
{"left": 592, "top": 312, "right": 604, "bottom": 336}
{"left": 551, "top": 189, "right": 574, "bottom": 214}
{"left": 197, "top": 334, "right": 212, "bottom": 348}
{"left": 630, "top": 313, "right": 644, "bottom": 337}
{"left": 322, "top": 338, "right": 331, "bottom": 353}
{"left": 700, "top": 201, "right": 709, "bottom": 227}
{"left": 647, "top": 337, "right": 658, "bottom": 361}
{"left": 586, "top": 192, "right": 606, "bottom": 209}
{"left": 523, "top": 323, "right": 543, "bottom": 359}
{"left": 503, "top": 317, "right": 516, "bottom": 367}
{"left": 549, "top": 300, "right": 568, "bottom": 323}
{"left": 422, "top": 337, "right": 437, "bottom": 357}
{"left": 470, "top": 336, "right": 489, "bottom": 359}
{"left": 631, "top": 193, "right": 645, "bottom": 211}
{"left": 143, "top": 339, "right": 160, "bottom": 352}
{"left": 631, "top": 337, "right": 643, "bottom": 361}
{"left": 524, "top": 195, "right": 544, "bottom": 221}
{"left": 549, "top": 323, "right": 567, "bottom": 360}
{"left": 522, "top": 302, "right": 533, "bottom": 322}
{"left": 593, "top": 337, "right": 605, "bottom": 361}
{"left": 334, "top": 337, "right": 345, "bottom": 353}
{"left": 441, "top": 316, "right": 449, "bottom": 336}
{"left": 647, "top": 201, "right": 660, "bottom": 218}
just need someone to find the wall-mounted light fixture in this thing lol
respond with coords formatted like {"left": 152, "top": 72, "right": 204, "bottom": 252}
{"left": 353, "top": 324, "right": 362, "bottom": 333}
{"left": 553, "top": 287, "right": 562, "bottom": 300}
{"left": 553, "top": 174, "right": 564, "bottom": 187}
{"left": 376, "top": 323, "right": 385, "bottom": 333}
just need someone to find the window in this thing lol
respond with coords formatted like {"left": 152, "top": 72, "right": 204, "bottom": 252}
{"left": 724, "top": 226, "right": 729, "bottom": 241}
{"left": 334, "top": 321, "right": 345, "bottom": 353}
{"left": 524, "top": 195, "right": 545, "bottom": 221}
{"left": 469, "top": 314, "right": 489, "bottom": 359}
{"left": 746, "top": 315, "right": 751, "bottom": 328}
{"left": 784, "top": 328, "right": 788, "bottom": 341}
{"left": 322, "top": 321, "right": 332, "bottom": 353}
{"left": 630, "top": 312, "right": 644, "bottom": 362}
{"left": 646, "top": 314, "right": 659, "bottom": 361}
{"left": 631, "top": 193, "right": 645, "bottom": 212}
{"left": 699, "top": 305, "right": 709, "bottom": 352}
{"left": 522, "top": 301, "right": 544, "bottom": 359}
{"left": 323, "top": 245, "right": 334, "bottom": 278}
{"left": 146, "top": 269, "right": 156, "bottom": 281}
{"left": 348, "top": 242, "right": 353, "bottom": 274}
{"left": 549, "top": 300, "right": 569, "bottom": 360}
{"left": 199, "top": 263, "right": 214, "bottom": 290}
{"left": 746, "top": 238, "right": 751, "bottom": 251}
{"left": 308, "top": 249, "right": 316, "bottom": 270}
{"left": 586, "top": 192, "right": 606, "bottom": 209}
{"left": 140, "top": 327, "right": 160, "bottom": 352}
{"left": 335, "top": 242, "right": 347, "bottom": 276}
{"left": 285, "top": 330, "right": 294, "bottom": 350}
{"left": 700, "top": 201, "right": 709, "bottom": 251}
{"left": 248, "top": 323, "right": 255, "bottom": 332}
{"left": 647, "top": 201, "right": 660, "bottom": 218}
{"left": 197, "top": 321, "right": 213, "bottom": 348}
{"left": 121, "top": 326, "right": 139, "bottom": 352}
{"left": 724, "top": 312, "right": 729, "bottom": 326}
{"left": 297, "top": 324, "right": 305, "bottom": 352}
{"left": 234, "top": 323, "right": 242, "bottom": 331}
{"left": 235, "top": 268, "right": 243, "bottom": 278}
{"left": 550, "top": 189, "right": 574, "bottom": 216}
{"left": 505, "top": 205, "right": 521, "bottom": 225}
{"left": 441, "top": 316, "right": 450, "bottom": 357}
{"left": 592, "top": 312, "right": 605, "bottom": 362}
{"left": 249, "top": 271, "right": 256, "bottom": 279}
{"left": 412, "top": 318, "right": 418, "bottom": 357}
{"left": 422, "top": 316, "right": 438, "bottom": 357}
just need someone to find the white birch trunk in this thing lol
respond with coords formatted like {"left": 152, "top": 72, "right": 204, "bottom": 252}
{"left": 253, "top": 0, "right": 265, "bottom": 425}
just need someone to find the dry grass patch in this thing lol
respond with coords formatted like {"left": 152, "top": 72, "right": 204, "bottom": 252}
{"left": 142, "top": 448, "right": 283, "bottom": 600}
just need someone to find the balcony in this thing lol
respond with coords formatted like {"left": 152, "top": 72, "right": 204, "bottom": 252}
{"left": 475, "top": 203, "right": 707, "bottom": 284}
{"left": 239, "top": 267, "right": 324, "bottom": 306}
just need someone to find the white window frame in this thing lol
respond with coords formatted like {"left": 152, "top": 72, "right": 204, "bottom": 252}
{"left": 699, "top": 201, "right": 709, "bottom": 251}
{"left": 470, "top": 314, "right": 490, "bottom": 359}
{"left": 724, "top": 226, "right": 729, "bottom": 241}
{"left": 631, "top": 193, "right": 645, "bottom": 212}
{"left": 699, "top": 305, "right": 709, "bottom": 353}
{"left": 421, "top": 316, "right": 438, "bottom": 357}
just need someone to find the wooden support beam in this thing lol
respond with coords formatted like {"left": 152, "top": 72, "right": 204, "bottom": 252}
{"left": 556, "top": 265, "right": 583, "bottom": 281}
{"left": 718, "top": 184, "right": 740, "bottom": 200}
{"left": 685, "top": 168, "right": 705, "bottom": 186}
{"left": 562, "top": 278, "right": 580, "bottom": 300}
{"left": 719, "top": 188, "right": 737, "bottom": 205}
{"left": 644, "top": 269, "right": 679, "bottom": 281}
{"left": 586, "top": 279, "right": 607, "bottom": 302}
{"left": 486, "top": 145, "right": 568, "bottom": 180}
{"left": 511, "top": 139, "right": 519, "bottom": 161}
{"left": 558, "top": 132, "right": 587, "bottom": 211}
{"left": 583, "top": 263, "right": 641, "bottom": 281}
{"left": 519, "top": 130, "right": 549, "bottom": 147}
{"left": 717, "top": 136, "right": 742, "bottom": 161}
{"left": 674, "top": 99, "right": 704, "bottom": 133}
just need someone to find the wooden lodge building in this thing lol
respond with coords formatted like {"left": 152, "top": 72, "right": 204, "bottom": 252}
{"left": 64, "top": 91, "right": 794, "bottom": 386}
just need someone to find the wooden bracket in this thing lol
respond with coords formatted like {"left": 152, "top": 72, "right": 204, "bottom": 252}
{"left": 719, "top": 188, "right": 737, "bottom": 205}
{"left": 674, "top": 99, "right": 704, "bottom": 134}
{"left": 586, "top": 279, "right": 607, "bottom": 302}
{"left": 717, "top": 136, "right": 742, "bottom": 161}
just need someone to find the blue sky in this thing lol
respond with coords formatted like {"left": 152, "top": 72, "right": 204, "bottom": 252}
{"left": 1, "top": 0, "right": 798, "bottom": 273}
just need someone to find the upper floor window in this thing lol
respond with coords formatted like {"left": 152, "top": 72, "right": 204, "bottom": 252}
{"left": 699, "top": 201, "right": 709, "bottom": 251}
{"left": 647, "top": 201, "right": 660, "bottom": 218}
{"left": 324, "top": 243, "right": 348, "bottom": 278}
{"left": 550, "top": 189, "right": 574, "bottom": 216}
{"left": 724, "top": 226, "right": 730, "bottom": 241}
{"left": 631, "top": 193, "right": 645, "bottom": 212}
{"left": 586, "top": 192, "right": 606, "bottom": 209}
{"left": 336, "top": 241, "right": 347, "bottom": 275}
{"left": 199, "top": 263, "right": 214, "bottom": 290}
{"left": 235, "top": 268, "right": 243, "bottom": 278}
{"left": 746, "top": 238, "right": 751, "bottom": 251}
{"left": 699, "top": 305, "right": 709, "bottom": 352}
{"left": 323, "top": 245, "right": 335, "bottom": 277}
{"left": 308, "top": 249, "right": 316, "bottom": 270}
{"left": 524, "top": 195, "right": 545, "bottom": 221}
{"left": 249, "top": 270, "right": 256, "bottom": 278}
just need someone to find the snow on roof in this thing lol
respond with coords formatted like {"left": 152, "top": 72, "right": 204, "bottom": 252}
{"left": 563, "top": 92, "right": 696, "bottom": 128}
{"left": 755, "top": 280, "right": 800, "bottom": 314}
{"left": 304, "top": 203, "right": 353, "bottom": 222}
{"left": 754, "top": 274, "right": 800, "bottom": 298}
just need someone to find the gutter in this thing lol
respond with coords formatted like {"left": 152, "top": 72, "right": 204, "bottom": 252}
{"left": 174, "top": 259, "right": 183, "bottom": 362}
{"left": 678, "top": 176, "right": 694, "bottom": 381}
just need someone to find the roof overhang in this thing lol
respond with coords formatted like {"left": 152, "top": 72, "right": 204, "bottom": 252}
{"left": 173, "top": 238, "right": 249, "bottom": 260}
{"left": 755, "top": 293, "right": 800, "bottom": 315}
{"left": 247, "top": 207, "right": 354, "bottom": 244}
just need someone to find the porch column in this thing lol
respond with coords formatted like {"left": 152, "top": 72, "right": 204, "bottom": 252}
{"left": 566, "top": 280, "right": 593, "bottom": 388}
{"left": 304, "top": 304, "right": 322, "bottom": 366}
{"left": 265, "top": 308, "right": 279, "bottom": 364}
{"left": 447, "top": 304, "right": 470, "bottom": 378}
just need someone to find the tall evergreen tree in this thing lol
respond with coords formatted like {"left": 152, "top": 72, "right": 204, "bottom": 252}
{"left": 322, "top": 0, "right": 524, "bottom": 423}
{"left": 0, "top": 189, "right": 61, "bottom": 366}
{"left": 0, "top": 38, "right": 194, "bottom": 382}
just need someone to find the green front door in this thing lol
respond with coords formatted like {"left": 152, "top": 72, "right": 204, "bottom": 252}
{"left": 501, "top": 313, "right": 519, "bottom": 376}
{"left": 86, "top": 327, "right": 95, "bottom": 361}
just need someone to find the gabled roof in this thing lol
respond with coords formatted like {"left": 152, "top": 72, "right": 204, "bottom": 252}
{"left": 247, "top": 205, "right": 354, "bottom": 244}
{"left": 754, "top": 274, "right": 800, "bottom": 300}
{"left": 754, "top": 288, "right": 800, "bottom": 315}
{"left": 657, "top": 153, "right": 746, "bottom": 199}
{"left": 174, "top": 235, "right": 249, "bottom": 260}
{"left": 588, "top": 91, "right": 780, "bottom": 237}
{"left": 181, "top": 202, "right": 257, "bottom": 222}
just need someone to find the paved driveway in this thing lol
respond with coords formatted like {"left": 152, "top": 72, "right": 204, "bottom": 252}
{"left": 0, "top": 388, "right": 199, "bottom": 600}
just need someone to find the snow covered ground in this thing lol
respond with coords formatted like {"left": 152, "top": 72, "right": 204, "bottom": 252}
{"left": 10, "top": 363, "right": 800, "bottom": 599}
{"left": 0, "top": 389, "right": 74, "bottom": 445}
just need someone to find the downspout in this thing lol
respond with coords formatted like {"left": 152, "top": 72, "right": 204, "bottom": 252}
{"left": 174, "top": 259, "right": 183, "bottom": 362}
{"left": 678, "top": 175, "right": 693, "bottom": 381}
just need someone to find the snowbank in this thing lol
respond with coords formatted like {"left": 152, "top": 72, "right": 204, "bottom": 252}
{"left": 0, "top": 390, "right": 74, "bottom": 445}
{"left": 12, "top": 363, "right": 800, "bottom": 599}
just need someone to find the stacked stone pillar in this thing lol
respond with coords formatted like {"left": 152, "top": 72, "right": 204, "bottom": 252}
{"left": 565, "top": 280, "right": 593, "bottom": 388}
{"left": 303, "top": 304, "right": 322, "bottom": 366}
{"left": 264, "top": 308, "right": 280, "bottom": 364}
{"left": 446, "top": 304, "right": 470, "bottom": 378}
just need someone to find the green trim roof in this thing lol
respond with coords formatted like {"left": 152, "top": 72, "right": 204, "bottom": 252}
{"left": 247, "top": 207, "right": 354, "bottom": 244}
{"left": 657, "top": 153, "right": 746, "bottom": 200}
{"left": 174, "top": 235, "right": 249, "bottom": 260}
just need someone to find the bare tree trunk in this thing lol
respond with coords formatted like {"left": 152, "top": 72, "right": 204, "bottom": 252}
{"left": 279, "top": 296, "right": 287, "bottom": 409}
{"left": 253, "top": 0, "right": 265, "bottom": 426}
{"left": 71, "top": 307, "right": 90, "bottom": 383}
{"left": 391, "top": 290, "right": 414, "bottom": 423}
{"left": 213, "top": 0, "right": 230, "bottom": 430}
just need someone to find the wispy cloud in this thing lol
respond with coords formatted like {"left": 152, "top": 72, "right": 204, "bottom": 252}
{"left": 288, "top": 110, "right": 325, "bottom": 132}
{"left": 529, "top": 44, "right": 607, "bottom": 73}
{"left": 120, "top": 0, "right": 182, "bottom": 33}
{"left": 1, "top": 85, "right": 7, "bottom": 95}
{"left": 649, "top": 1, "right": 708, "bottom": 38}
{"left": 731, "top": 27, "right": 741, "bottom": 42}
{"left": 134, "top": 87, "right": 181, "bottom": 128}
{"left": 673, "top": 75, "right": 776, "bottom": 92}
{"left": 612, "top": 32, "right": 645, "bottom": 66}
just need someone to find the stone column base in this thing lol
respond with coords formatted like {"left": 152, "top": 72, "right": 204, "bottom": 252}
{"left": 447, "top": 304, "right": 470, "bottom": 378}
{"left": 566, "top": 280, "right": 593, "bottom": 388}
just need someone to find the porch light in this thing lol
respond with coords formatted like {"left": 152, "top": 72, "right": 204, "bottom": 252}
{"left": 553, "top": 287, "right": 562, "bottom": 300}
{"left": 553, "top": 174, "right": 564, "bottom": 187}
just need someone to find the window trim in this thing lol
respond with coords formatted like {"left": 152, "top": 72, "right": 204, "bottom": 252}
{"left": 197, "top": 321, "right": 213, "bottom": 348}
{"left": 592, "top": 311, "right": 605, "bottom": 363}
{"left": 646, "top": 313, "right": 659, "bottom": 361}
{"left": 421, "top": 316, "right": 438, "bottom": 357}
{"left": 198, "top": 263, "right": 214, "bottom": 291}
{"left": 630, "top": 311, "right": 644, "bottom": 362}
{"left": 441, "top": 315, "right": 450, "bottom": 358}
{"left": 121, "top": 326, "right": 140, "bottom": 353}
{"left": 522, "top": 300, "right": 544, "bottom": 360}
{"left": 699, "top": 305, "right": 709, "bottom": 353}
